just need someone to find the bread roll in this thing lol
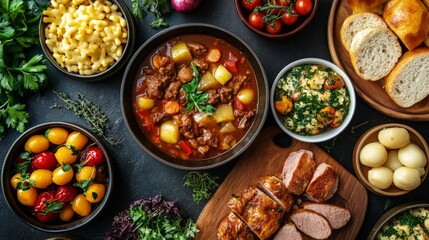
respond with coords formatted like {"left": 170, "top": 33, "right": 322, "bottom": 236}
{"left": 346, "top": 0, "right": 389, "bottom": 15}
{"left": 383, "top": 0, "right": 429, "bottom": 51}
{"left": 340, "top": 13, "right": 387, "bottom": 52}
{"left": 385, "top": 47, "right": 429, "bottom": 107}
{"left": 350, "top": 27, "right": 402, "bottom": 81}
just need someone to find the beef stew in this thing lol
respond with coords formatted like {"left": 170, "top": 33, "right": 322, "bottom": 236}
{"left": 132, "top": 34, "right": 258, "bottom": 160}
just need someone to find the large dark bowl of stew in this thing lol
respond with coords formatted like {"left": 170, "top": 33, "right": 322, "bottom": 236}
{"left": 121, "top": 23, "right": 268, "bottom": 169}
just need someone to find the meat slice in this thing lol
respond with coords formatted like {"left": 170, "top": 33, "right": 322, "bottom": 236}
{"left": 234, "top": 109, "right": 256, "bottom": 129}
{"left": 217, "top": 212, "right": 254, "bottom": 240}
{"left": 302, "top": 202, "right": 351, "bottom": 229}
{"left": 305, "top": 163, "right": 339, "bottom": 202}
{"left": 273, "top": 222, "right": 303, "bottom": 240}
{"left": 177, "top": 65, "right": 193, "bottom": 83}
{"left": 186, "top": 42, "right": 207, "bottom": 57}
{"left": 144, "top": 75, "right": 163, "bottom": 99}
{"left": 282, "top": 150, "right": 316, "bottom": 195}
{"left": 219, "top": 87, "right": 233, "bottom": 103}
{"left": 228, "top": 187, "right": 285, "bottom": 240}
{"left": 173, "top": 114, "right": 195, "bottom": 139}
{"left": 290, "top": 209, "right": 332, "bottom": 240}
{"left": 227, "top": 75, "right": 248, "bottom": 95}
{"left": 258, "top": 176, "right": 294, "bottom": 212}
{"left": 197, "top": 128, "right": 218, "bottom": 148}
{"left": 164, "top": 81, "right": 182, "bottom": 100}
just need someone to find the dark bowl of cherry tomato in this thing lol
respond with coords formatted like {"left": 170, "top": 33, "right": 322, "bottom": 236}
{"left": 235, "top": 0, "right": 319, "bottom": 38}
{"left": 1, "top": 122, "right": 113, "bottom": 232}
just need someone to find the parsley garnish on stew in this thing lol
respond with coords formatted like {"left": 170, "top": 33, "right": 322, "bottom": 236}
{"left": 183, "top": 63, "right": 216, "bottom": 115}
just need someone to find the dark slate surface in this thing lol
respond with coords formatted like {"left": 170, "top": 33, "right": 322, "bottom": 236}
{"left": 0, "top": 0, "right": 428, "bottom": 239}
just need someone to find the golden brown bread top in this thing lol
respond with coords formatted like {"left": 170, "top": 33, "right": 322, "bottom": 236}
{"left": 383, "top": 0, "right": 429, "bottom": 50}
{"left": 346, "top": 0, "right": 389, "bottom": 15}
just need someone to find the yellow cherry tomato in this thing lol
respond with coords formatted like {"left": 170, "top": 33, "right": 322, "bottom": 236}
{"left": 45, "top": 127, "right": 69, "bottom": 145}
{"left": 55, "top": 146, "right": 78, "bottom": 165}
{"left": 24, "top": 135, "right": 50, "bottom": 154}
{"left": 85, "top": 183, "right": 105, "bottom": 203}
{"left": 10, "top": 173, "right": 23, "bottom": 190}
{"left": 29, "top": 169, "right": 53, "bottom": 189}
{"left": 59, "top": 204, "right": 75, "bottom": 222}
{"left": 72, "top": 194, "right": 91, "bottom": 217}
{"left": 76, "top": 166, "right": 96, "bottom": 183}
{"left": 52, "top": 165, "right": 74, "bottom": 185}
{"left": 17, "top": 186, "right": 38, "bottom": 206}
{"left": 66, "top": 131, "right": 88, "bottom": 149}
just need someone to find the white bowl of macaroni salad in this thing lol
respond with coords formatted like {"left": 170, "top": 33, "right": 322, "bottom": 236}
{"left": 39, "top": 0, "right": 135, "bottom": 81}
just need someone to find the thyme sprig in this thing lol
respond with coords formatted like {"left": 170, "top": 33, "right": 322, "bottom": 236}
{"left": 184, "top": 171, "right": 219, "bottom": 204}
{"left": 50, "top": 91, "right": 120, "bottom": 145}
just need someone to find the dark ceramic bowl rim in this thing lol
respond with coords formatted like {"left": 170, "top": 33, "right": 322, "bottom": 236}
{"left": 121, "top": 23, "right": 268, "bottom": 170}
{"left": 1, "top": 122, "right": 113, "bottom": 232}
{"left": 367, "top": 202, "right": 429, "bottom": 240}
{"left": 234, "top": 0, "right": 320, "bottom": 38}
{"left": 38, "top": 0, "right": 135, "bottom": 81}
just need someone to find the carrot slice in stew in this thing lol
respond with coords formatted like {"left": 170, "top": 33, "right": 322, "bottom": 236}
{"left": 205, "top": 49, "right": 221, "bottom": 63}
{"left": 152, "top": 54, "right": 162, "bottom": 69}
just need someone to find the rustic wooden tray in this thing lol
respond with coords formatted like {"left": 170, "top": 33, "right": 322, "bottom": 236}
{"left": 196, "top": 127, "right": 368, "bottom": 239}
{"left": 327, "top": 0, "right": 429, "bottom": 121}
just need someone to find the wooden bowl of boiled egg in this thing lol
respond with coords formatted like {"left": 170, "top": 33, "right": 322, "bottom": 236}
{"left": 353, "top": 123, "right": 429, "bottom": 196}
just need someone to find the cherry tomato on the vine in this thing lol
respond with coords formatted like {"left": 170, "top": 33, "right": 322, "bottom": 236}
{"left": 266, "top": 20, "right": 283, "bottom": 34}
{"left": 241, "top": 0, "right": 262, "bottom": 10}
{"left": 273, "top": 0, "right": 291, "bottom": 6}
{"left": 248, "top": 12, "right": 266, "bottom": 29}
{"left": 81, "top": 146, "right": 105, "bottom": 166}
{"left": 34, "top": 191, "right": 62, "bottom": 223}
{"left": 295, "top": 0, "right": 313, "bottom": 16}
{"left": 32, "top": 151, "right": 57, "bottom": 170}
{"left": 55, "top": 184, "right": 77, "bottom": 203}
{"left": 281, "top": 9, "right": 299, "bottom": 25}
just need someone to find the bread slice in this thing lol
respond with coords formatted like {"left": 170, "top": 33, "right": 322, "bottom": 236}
{"left": 385, "top": 47, "right": 429, "bottom": 108}
{"left": 340, "top": 12, "right": 387, "bottom": 52}
{"left": 350, "top": 27, "right": 402, "bottom": 81}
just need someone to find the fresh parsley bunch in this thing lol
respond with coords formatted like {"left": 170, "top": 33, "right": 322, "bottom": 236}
{"left": 0, "top": 0, "right": 48, "bottom": 140}
{"left": 183, "top": 63, "right": 216, "bottom": 114}
{"left": 131, "top": 0, "right": 172, "bottom": 28}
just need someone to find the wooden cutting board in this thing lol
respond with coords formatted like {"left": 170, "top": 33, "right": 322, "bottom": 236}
{"left": 196, "top": 127, "right": 368, "bottom": 239}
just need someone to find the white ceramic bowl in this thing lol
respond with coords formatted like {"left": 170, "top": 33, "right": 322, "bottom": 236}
{"left": 270, "top": 58, "right": 356, "bottom": 143}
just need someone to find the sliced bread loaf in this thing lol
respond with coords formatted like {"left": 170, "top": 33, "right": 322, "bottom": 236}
{"left": 385, "top": 47, "right": 429, "bottom": 107}
{"left": 340, "top": 12, "right": 387, "bottom": 52}
{"left": 350, "top": 27, "right": 402, "bottom": 81}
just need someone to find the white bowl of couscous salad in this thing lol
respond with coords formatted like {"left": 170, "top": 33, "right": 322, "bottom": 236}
{"left": 270, "top": 58, "right": 356, "bottom": 143}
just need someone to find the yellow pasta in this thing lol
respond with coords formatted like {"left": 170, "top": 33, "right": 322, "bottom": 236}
{"left": 43, "top": 0, "right": 128, "bottom": 75}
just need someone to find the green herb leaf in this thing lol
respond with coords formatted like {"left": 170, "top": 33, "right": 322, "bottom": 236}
{"left": 183, "top": 171, "right": 219, "bottom": 204}
{"left": 182, "top": 63, "right": 216, "bottom": 115}
{"left": 131, "top": 0, "right": 171, "bottom": 29}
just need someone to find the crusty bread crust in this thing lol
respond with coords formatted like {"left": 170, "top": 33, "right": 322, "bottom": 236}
{"left": 350, "top": 27, "right": 402, "bottom": 81}
{"left": 385, "top": 47, "right": 429, "bottom": 107}
{"left": 340, "top": 13, "right": 387, "bottom": 52}
{"left": 382, "top": 0, "right": 429, "bottom": 51}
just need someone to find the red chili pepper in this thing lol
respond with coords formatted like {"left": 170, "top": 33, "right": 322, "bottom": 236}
{"left": 234, "top": 97, "right": 247, "bottom": 111}
{"left": 224, "top": 60, "right": 237, "bottom": 73}
{"left": 179, "top": 140, "right": 194, "bottom": 156}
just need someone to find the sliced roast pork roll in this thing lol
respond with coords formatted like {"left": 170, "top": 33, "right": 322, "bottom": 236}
{"left": 273, "top": 222, "right": 303, "bottom": 240}
{"left": 305, "top": 163, "right": 339, "bottom": 202}
{"left": 290, "top": 209, "right": 332, "bottom": 240}
{"left": 217, "top": 212, "right": 255, "bottom": 240}
{"left": 302, "top": 202, "right": 351, "bottom": 229}
{"left": 282, "top": 150, "right": 316, "bottom": 195}
{"left": 228, "top": 187, "right": 285, "bottom": 240}
{"left": 258, "top": 176, "right": 294, "bottom": 212}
